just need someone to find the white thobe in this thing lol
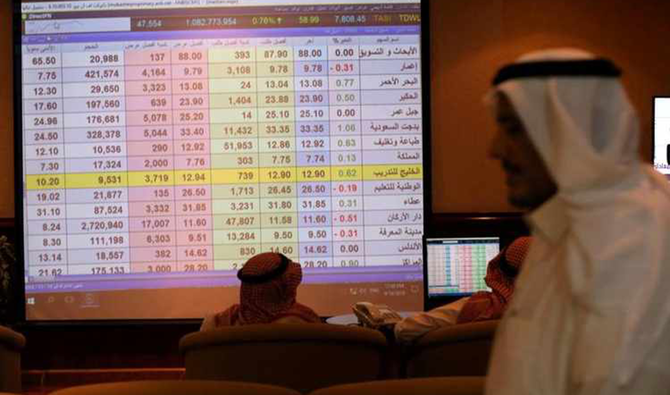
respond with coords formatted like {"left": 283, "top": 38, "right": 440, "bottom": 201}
{"left": 394, "top": 297, "right": 470, "bottom": 343}
{"left": 485, "top": 171, "right": 670, "bottom": 394}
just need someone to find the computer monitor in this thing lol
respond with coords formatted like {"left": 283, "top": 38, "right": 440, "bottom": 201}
{"left": 423, "top": 236, "right": 500, "bottom": 310}
{"left": 653, "top": 96, "right": 670, "bottom": 179}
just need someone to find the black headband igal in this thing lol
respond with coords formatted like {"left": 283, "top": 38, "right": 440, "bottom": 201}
{"left": 493, "top": 58, "right": 621, "bottom": 86}
{"left": 237, "top": 254, "right": 290, "bottom": 284}
{"left": 497, "top": 247, "right": 519, "bottom": 278}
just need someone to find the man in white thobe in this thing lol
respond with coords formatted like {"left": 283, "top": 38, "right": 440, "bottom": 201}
{"left": 485, "top": 48, "right": 670, "bottom": 394}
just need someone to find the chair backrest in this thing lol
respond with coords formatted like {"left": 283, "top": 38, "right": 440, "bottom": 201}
{"left": 308, "top": 377, "right": 485, "bottom": 395}
{"left": 404, "top": 320, "right": 498, "bottom": 378}
{"left": 0, "top": 326, "right": 25, "bottom": 393}
{"left": 180, "top": 324, "right": 387, "bottom": 394}
{"left": 49, "top": 380, "right": 301, "bottom": 395}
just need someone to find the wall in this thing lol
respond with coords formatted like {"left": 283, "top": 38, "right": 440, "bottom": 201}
{"left": 0, "top": 1, "right": 669, "bottom": 216}
{"left": 430, "top": 0, "right": 670, "bottom": 212}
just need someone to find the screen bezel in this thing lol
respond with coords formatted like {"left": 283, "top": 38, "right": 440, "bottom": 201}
{"left": 13, "top": 0, "right": 432, "bottom": 325}
{"left": 653, "top": 95, "right": 670, "bottom": 175}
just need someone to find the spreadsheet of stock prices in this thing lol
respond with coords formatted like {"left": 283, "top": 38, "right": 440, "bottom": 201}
{"left": 426, "top": 238, "right": 499, "bottom": 296}
{"left": 21, "top": 1, "right": 425, "bottom": 287}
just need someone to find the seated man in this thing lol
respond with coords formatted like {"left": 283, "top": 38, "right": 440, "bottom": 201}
{"left": 200, "top": 252, "right": 321, "bottom": 330}
{"left": 394, "top": 236, "right": 531, "bottom": 343}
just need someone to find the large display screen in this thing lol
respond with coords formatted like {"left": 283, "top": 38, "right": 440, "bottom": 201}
{"left": 17, "top": 0, "right": 428, "bottom": 320}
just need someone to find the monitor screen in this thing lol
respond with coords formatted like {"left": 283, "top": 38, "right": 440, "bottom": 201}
{"left": 654, "top": 96, "right": 670, "bottom": 179}
{"left": 425, "top": 237, "right": 499, "bottom": 299}
{"left": 17, "top": 0, "right": 428, "bottom": 320}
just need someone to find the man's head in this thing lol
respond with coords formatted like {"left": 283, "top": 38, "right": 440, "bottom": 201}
{"left": 485, "top": 236, "right": 532, "bottom": 299}
{"left": 488, "top": 48, "right": 639, "bottom": 206}
{"left": 237, "top": 252, "right": 302, "bottom": 312}
{"left": 489, "top": 92, "right": 557, "bottom": 209}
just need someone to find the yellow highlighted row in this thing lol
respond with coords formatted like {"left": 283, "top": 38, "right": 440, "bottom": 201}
{"left": 26, "top": 165, "right": 423, "bottom": 189}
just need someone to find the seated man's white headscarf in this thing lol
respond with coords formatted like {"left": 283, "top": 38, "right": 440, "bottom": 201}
{"left": 486, "top": 48, "right": 670, "bottom": 394}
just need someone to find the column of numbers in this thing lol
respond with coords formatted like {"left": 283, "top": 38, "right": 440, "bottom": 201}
{"left": 63, "top": 48, "right": 129, "bottom": 276}
{"left": 473, "top": 244, "right": 488, "bottom": 290}
{"left": 24, "top": 48, "right": 68, "bottom": 277}
{"left": 426, "top": 245, "right": 446, "bottom": 286}
{"left": 210, "top": 46, "right": 260, "bottom": 270}
{"left": 329, "top": 40, "right": 364, "bottom": 268}
{"left": 295, "top": 41, "right": 332, "bottom": 268}
{"left": 257, "top": 45, "right": 297, "bottom": 259}
{"left": 448, "top": 245, "right": 457, "bottom": 286}
{"left": 126, "top": 49, "right": 175, "bottom": 274}
{"left": 457, "top": 245, "right": 473, "bottom": 291}
{"left": 173, "top": 48, "right": 213, "bottom": 272}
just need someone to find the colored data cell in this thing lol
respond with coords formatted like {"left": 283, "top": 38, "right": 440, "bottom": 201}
{"left": 362, "top": 119, "right": 422, "bottom": 134}
{"left": 62, "top": 66, "right": 125, "bottom": 83}
{"left": 257, "top": 77, "right": 294, "bottom": 91}
{"left": 25, "top": 114, "right": 63, "bottom": 130}
{"left": 24, "top": 99, "right": 63, "bottom": 115}
{"left": 209, "top": 48, "right": 257, "bottom": 63}
{"left": 295, "top": 61, "right": 328, "bottom": 76}
{"left": 211, "top": 169, "right": 258, "bottom": 185}
{"left": 213, "top": 214, "right": 260, "bottom": 230}
{"left": 26, "top": 159, "right": 64, "bottom": 175}
{"left": 126, "top": 81, "right": 172, "bottom": 96}
{"left": 173, "top": 49, "right": 209, "bottom": 64}
{"left": 125, "top": 50, "right": 171, "bottom": 66}
{"left": 209, "top": 78, "right": 257, "bottom": 94}
{"left": 212, "top": 198, "right": 259, "bottom": 214}
{"left": 363, "top": 135, "right": 422, "bottom": 150}
{"left": 70, "top": 218, "right": 128, "bottom": 234}
{"left": 26, "top": 174, "right": 65, "bottom": 190}
{"left": 363, "top": 194, "right": 423, "bottom": 210}
{"left": 210, "top": 153, "right": 258, "bottom": 169}
{"left": 209, "top": 93, "right": 257, "bottom": 109}
{"left": 62, "top": 52, "right": 124, "bottom": 68}
{"left": 23, "top": 53, "right": 62, "bottom": 70}
{"left": 68, "top": 264, "right": 131, "bottom": 276}
{"left": 124, "top": 65, "right": 172, "bottom": 81}
{"left": 294, "top": 46, "right": 328, "bottom": 62}
{"left": 363, "top": 165, "right": 423, "bottom": 180}
{"left": 127, "top": 171, "right": 174, "bottom": 187}
{"left": 24, "top": 83, "right": 61, "bottom": 100}
{"left": 362, "top": 89, "right": 421, "bottom": 105}
{"left": 172, "top": 65, "right": 209, "bottom": 79}
{"left": 256, "top": 47, "right": 294, "bottom": 62}
{"left": 63, "top": 82, "right": 125, "bottom": 98}
{"left": 359, "top": 59, "right": 420, "bottom": 75}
